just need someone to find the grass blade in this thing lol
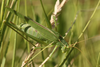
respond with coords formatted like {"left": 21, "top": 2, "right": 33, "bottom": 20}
{"left": 40, "top": 0, "right": 52, "bottom": 29}
{"left": 39, "top": 45, "right": 58, "bottom": 67}
{"left": 1, "top": 41, "right": 10, "bottom": 67}
{"left": 0, "top": 0, "right": 17, "bottom": 51}
{"left": 0, "top": 0, "right": 5, "bottom": 25}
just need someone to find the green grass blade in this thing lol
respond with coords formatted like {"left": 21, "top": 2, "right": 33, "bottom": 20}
{"left": 12, "top": 11, "right": 17, "bottom": 67}
{"left": 73, "top": 0, "right": 100, "bottom": 47}
{"left": 12, "top": 32, "right": 16, "bottom": 67}
{"left": 39, "top": 45, "right": 58, "bottom": 67}
{"left": 0, "top": 0, "right": 6, "bottom": 52}
{"left": 40, "top": 0, "right": 52, "bottom": 29}
{"left": 96, "top": 52, "right": 100, "bottom": 67}
{"left": 25, "top": 0, "right": 27, "bottom": 17}
{"left": 6, "top": 7, "right": 60, "bottom": 42}
{"left": 0, "top": 0, "right": 17, "bottom": 51}
{"left": 23, "top": 42, "right": 54, "bottom": 67}
{"left": 0, "top": 0, "right": 5, "bottom": 25}
{"left": 1, "top": 41, "right": 10, "bottom": 67}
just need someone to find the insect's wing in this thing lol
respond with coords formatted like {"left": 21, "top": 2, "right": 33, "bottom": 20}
{"left": 19, "top": 24, "right": 46, "bottom": 41}
{"left": 4, "top": 20, "right": 47, "bottom": 45}
{"left": 6, "top": 7, "right": 60, "bottom": 42}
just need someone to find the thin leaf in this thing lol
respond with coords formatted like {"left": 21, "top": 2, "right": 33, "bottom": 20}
{"left": 40, "top": 0, "right": 52, "bottom": 29}
{"left": 0, "top": 0, "right": 17, "bottom": 51}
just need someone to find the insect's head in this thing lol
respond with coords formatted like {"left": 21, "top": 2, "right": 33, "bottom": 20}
{"left": 57, "top": 36, "right": 69, "bottom": 53}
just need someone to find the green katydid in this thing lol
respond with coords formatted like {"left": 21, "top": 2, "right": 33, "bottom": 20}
{"left": 5, "top": 7, "right": 69, "bottom": 52}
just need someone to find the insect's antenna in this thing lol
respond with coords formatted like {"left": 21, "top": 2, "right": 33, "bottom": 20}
{"left": 64, "top": 11, "right": 80, "bottom": 37}
{"left": 71, "top": 46, "right": 92, "bottom": 67}
{"left": 68, "top": 34, "right": 100, "bottom": 48}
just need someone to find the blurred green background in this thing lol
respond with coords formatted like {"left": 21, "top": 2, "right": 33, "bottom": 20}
{"left": 0, "top": 0, "right": 100, "bottom": 67}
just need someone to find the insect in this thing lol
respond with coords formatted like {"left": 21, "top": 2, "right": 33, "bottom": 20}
{"left": 5, "top": 7, "right": 69, "bottom": 53}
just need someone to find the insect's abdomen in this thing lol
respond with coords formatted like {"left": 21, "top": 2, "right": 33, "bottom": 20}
{"left": 19, "top": 24, "right": 45, "bottom": 40}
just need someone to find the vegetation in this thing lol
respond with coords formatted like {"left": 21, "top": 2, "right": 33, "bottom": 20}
{"left": 0, "top": 0, "right": 100, "bottom": 67}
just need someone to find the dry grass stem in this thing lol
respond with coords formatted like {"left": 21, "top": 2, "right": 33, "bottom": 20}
{"left": 6, "top": 0, "right": 15, "bottom": 19}
{"left": 39, "top": 57, "right": 49, "bottom": 67}
{"left": 21, "top": 43, "right": 39, "bottom": 67}
{"left": 39, "top": 45, "right": 58, "bottom": 67}
{"left": 50, "top": 0, "right": 68, "bottom": 27}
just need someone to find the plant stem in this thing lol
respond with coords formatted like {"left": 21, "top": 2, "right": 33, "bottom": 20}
{"left": 39, "top": 45, "right": 58, "bottom": 67}
{"left": 23, "top": 42, "right": 54, "bottom": 67}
